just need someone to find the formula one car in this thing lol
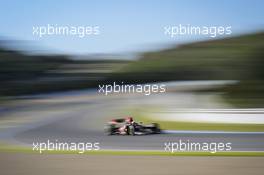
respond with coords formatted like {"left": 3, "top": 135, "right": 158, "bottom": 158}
{"left": 104, "top": 117, "right": 161, "bottom": 135}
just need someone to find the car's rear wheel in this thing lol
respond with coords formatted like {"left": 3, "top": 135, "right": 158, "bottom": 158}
{"left": 152, "top": 123, "right": 161, "bottom": 134}
{"left": 127, "top": 125, "right": 135, "bottom": 136}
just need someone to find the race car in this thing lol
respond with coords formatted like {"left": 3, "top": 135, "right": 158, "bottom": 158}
{"left": 104, "top": 117, "right": 161, "bottom": 135}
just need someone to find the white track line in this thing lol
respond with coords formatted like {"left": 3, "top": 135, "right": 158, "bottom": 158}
{"left": 163, "top": 130, "right": 264, "bottom": 134}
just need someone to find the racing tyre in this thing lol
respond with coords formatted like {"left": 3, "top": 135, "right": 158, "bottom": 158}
{"left": 127, "top": 125, "right": 135, "bottom": 136}
{"left": 152, "top": 123, "right": 161, "bottom": 134}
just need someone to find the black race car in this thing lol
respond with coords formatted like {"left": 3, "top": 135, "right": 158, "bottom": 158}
{"left": 104, "top": 117, "right": 161, "bottom": 135}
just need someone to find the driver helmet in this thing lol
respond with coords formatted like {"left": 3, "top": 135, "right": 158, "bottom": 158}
{"left": 125, "top": 117, "right": 133, "bottom": 123}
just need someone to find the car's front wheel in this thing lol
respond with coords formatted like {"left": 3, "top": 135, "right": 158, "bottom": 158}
{"left": 104, "top": 124, "right": 115, "bottom": 135}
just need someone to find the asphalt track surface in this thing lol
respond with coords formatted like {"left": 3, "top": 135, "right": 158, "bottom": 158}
{"left": 2, "top": 153, "right": 264, "bottom": 175}
{"left": 0, "top": 88, "right": 263, "bottom": 152}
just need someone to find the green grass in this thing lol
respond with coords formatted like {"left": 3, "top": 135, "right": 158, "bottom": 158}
{"left": 0, "top": 143, "right": 264, "bottom": 157}
{"left": 145, "top": 120, "right": 264, "bottom": 132}
{"left": 222, "top": 81, "right": 264, "bottom": 108}
{"left": 130, "top": 109, "right": 264, "bottom": 132}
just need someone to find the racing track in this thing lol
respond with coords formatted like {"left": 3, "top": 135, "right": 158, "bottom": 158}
{"left": 0, "top": 90, "right": 262, "bottom": 152}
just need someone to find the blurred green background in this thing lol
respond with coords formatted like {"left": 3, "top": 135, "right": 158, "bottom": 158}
{"left": 1, "top": 32, "right": 263, "bottom": 107}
